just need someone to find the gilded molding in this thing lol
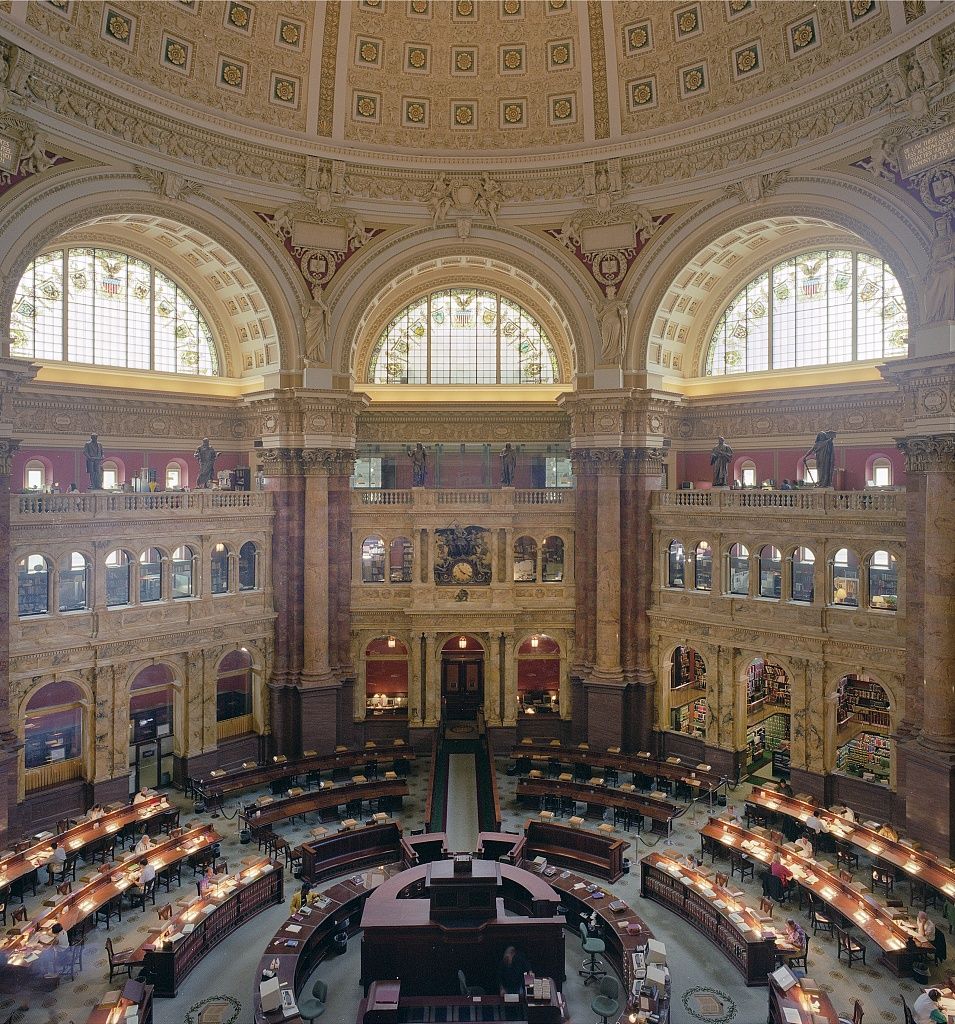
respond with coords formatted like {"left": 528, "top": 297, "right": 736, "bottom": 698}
{"left": 316, "top": 2, "right": 341, "bottom": 138}
{"left": 300, "top": 447, "right": 356, "bottom": 477}
{"left": 586, "top": 1, "right": 610, "bottom": 141}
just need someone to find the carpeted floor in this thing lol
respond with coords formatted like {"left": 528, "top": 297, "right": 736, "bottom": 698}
{"left": 1, "top": 759, "right": 944, "bottom": 1024}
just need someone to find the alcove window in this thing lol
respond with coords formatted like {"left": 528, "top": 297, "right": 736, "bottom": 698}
{"left": 513, "top": 536, "right": 537, "bottom": 583}
{"left": 389, "top": 538, "right": 413, "bottom": 583}
{"left": 172, "top": 546, "right": 195, "bottom": 599}
{"left": 211, "top": 543, "right": 230, "bottom": 594}
{"left": 139, "top": 548, "right": 163, "bottom": 603}
{"left": 739, "top": 461, "right": 757, "bottom": 487}
{"left": 541, "top": 536, "right": 564, "bottom": 582}
{"left": 59, "top": 552, "right": 89, "bottom": 611}
{"left": 361, "top": 536, "right": 386, "bottom": 583}
{"left": 790, "top": 547, "right": 815, "bottom": 603}
{"left": 238, "top": 541, "right": 258, "bottom": 591}
{"left": 25, "top": 681, "right": 83, "bottom": 770}
{"left": 102, "top": 460, "right": 119, "bottom": 491}
{"left": 727, "top": 544, "right": 749, "bottom": 595}
{"left": 24, "top": 460, "right": 46, "bottom": 490}
{"left": 17, "top": 554, "right": 50, "bottom": 616}
{"left": 105, "top": 549, "right": 131, "bottom": 607}
{"left": 758, "top": 545, "right": 781, "bottom": 599}
{"left": 667, "top": 541, "right": 685, "bottom": 588}
{"left": 868, "top": 550, "right": 898, "bottom": 611}
{"left": 216, "top": 649, "right": 253, "bottom": 724}
{"left": 165, "top": 463, "right": 182, "bottom": 489}
{"left": 694, "top": 541, "right": 712, "bottom": 591}
{"left": 831, "top": 548, "right": 859, "bottom": 607}
{"left": 870, "top": 458, "right": 892, "bottom": 487}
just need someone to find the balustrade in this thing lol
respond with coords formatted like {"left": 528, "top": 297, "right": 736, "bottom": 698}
{"left": 13, "top": 491, "right": 272, "bottom": 521}
{"left": 656, "top": 489, "right": 903, "bottom": 515}
{"left": 353, "top": 488, "right": 572, "bottom": 510}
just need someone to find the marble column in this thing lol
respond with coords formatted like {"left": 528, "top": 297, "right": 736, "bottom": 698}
{"left": 593, "top": 450, "right": 623, "bottom": 681}
{"left": 0, "top": 440, "right": 21, "bottom": 845}
{"left": 300, "top": 451, "right": 334, "bottom": 685}
{"left": 570, "top": 452, "right": 596, "bottom": 676}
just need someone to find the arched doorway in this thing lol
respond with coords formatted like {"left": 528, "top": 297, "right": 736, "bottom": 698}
{"left": 441, "top": 635, "right": 484, "bottom": 721}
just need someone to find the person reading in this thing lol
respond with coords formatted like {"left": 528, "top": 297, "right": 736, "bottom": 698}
{"left": 498, "top": 945, "right": 530, "bottom": 996}
{"left": 912, "top": 989, "right": 946, "bottom": 1024}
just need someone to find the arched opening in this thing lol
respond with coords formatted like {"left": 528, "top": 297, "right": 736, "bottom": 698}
{"left": 139, "top": 547, "right": 164, "bottom": 603}
{"left": 513, "top": 536, "right": 537, "bottom": 583}
{"left": 667, "top": 540, "right": 685, "bottom": 588}
{"left": 441, "top": 635, "right": 484, "bottom": 721}
{"left": 868, "top": 550, "right": 898, "bottom": 611}
{"left": 17, "top": 553, "right": 50, "bottom": 616}
{"left": 517, "top": 635, "right": 560, "bottom": 717}
{"left": 238, "top": 541, "right": 259, "bottom": 591}
{"left": 24, "top": 680, "right": 86, "bottom": 790}
{"left": 835, "top": 675, "right": 892, "bottom": 788}
{"left": 24, "top": 459, "right": 48, "bottom": 490}
{"left": 831, "top": 548, "right": 860, "bottom": 607}
{"left": 217, "top": 649, "right": 255, "bottom": 740}
{"left": 59, "top": 551, "right": 89, "bottom": 611}
{"left": 172, "top": 545, "right": 196, "bottom": 599}
{"left": 365, "top": 637, "right": 409, "bottom": 717}
{"left": 758, "top": 545, "right": 781, "bottom": 599}
{"left": 745, "top": 657, "right": 791, "bottom": 778}
{"left": 165, "top": 459, "right": 188, "bottom": 490}
{"left": 693, "top": 541, "right": 712, "bottom": 591}
{"left": 361, "top": 536, "right": 386, "bottom": 583}
{"left": 868, "top": 456, "right": 893, "bottom": 488}
{"left": 669, "top": 646, "right": 707, "bottom": 737}
{"left": 790, "top": 547, "right": 815, "bottom": 603}
{"left": 129, "top": 664, "right": 176, "bottom": 792}
{"left": 541, "top": 537, "right": 564, "bottom": 582}
{"left": 726, "top": 543, "right": 749, "bottom": 595}
{"left": 739, "top": 460, "right": 757, "bottom": 488}
{"left": 105, "top": 549, "right": 131, "bottom": 607}
{"left": 670, "top": 645, "right": 707, "bottom": 690}
{"left": 211, "top": 542, "right": 231, "bottom": 594}
{"left": 388, "top": 538, "right": 413, "bottom": 584}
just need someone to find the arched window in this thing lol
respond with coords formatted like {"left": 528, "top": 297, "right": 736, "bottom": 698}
{"left": 513, "top": 536, "right": 537, "bottom": 582}
{"left": 129, "top": 664, "right": 174, "bottom": 745}
{"left": 24, "top": 460, "right": 46, "bottom": 490}
{"left": 831, "top": 548, "right": 859, "bottom": 607}
{"left": 211, "top": 543, "right": 230, "bottom": 594}
{"left": 517, "top": 635, "right": 561, "bottom": 715}
{"left": 667, "top": 541, "right": 685, "bottom": 588}
{"left": 139, "top": 548, "right": 163, "bottom": 603}
{"left": 165, "top": 461, "right": 186, "bottom": 490}
{"left": 238, "top": 541, "right": 258, "bottom": 591}
{"left": 869, "top": 457, "right": 892, "bottom": 487}
{"left": 11, "top": 247, "right": 220, "bottom": 375}
{"left": 705, "top": 249, "right": 907, "bottom": 376}
{"left": 361, "top": 536, "right": 385, "bottom": 583}
{"left": 869, "top": 550, "right": 898, "bottom": 611}
{"left": 739, "top": 460, "right": 757, "bottom": 488}
{"left": 102, "top": 460, "right": 120, "bottom": 491}
{"left": 671, "top": 646, "right": 706, "bottom": 689}
{"left": 370, "top": 289, "right": 558, "bottom": 384}
{"left": 17, "top": 554, "right": 50, "bottom": 616}
{"left": 171, "top": 545, "right": 195, "bottom": 598}
{"left": 790, "top": 547, "right": 815, "bottom": 603}
{"left": 216, "top": 649, "right": 253, "bottom": 726}
{"left": 365, "top": 637, "right": 409, "bottom": 715}
{"left": 693, "top": 541, "right": 712, "bottom": 591}
{"left": 541, "top": 536, "right": 564, "bottom": 582}
{"left": 105, "top": 549, "right": 131, "bottom": 607}
{"left": 59, "top": 552, "right": 89, "bottom": 611}
{"left": 758, "top": 545, "right": 781, "bottom": 599}
{"left": 801, "top": 458, "right": 817, "bottom": 485}
{"left": 727, "top": 543, "right": 749, "bottom": 595}
{"left": 24, "top": 681, "right": 84, "bottom": 770}
{"left": 388, "top": 537, "right": 413, "bottom": 583}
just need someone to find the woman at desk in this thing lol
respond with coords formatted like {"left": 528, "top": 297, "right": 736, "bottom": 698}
{"left": 498, "top": 946, "right": 531, "bottom": 996}
{"left": 198, "top": 864, "right": 217, "bottom": 896}
{"left": 912, "top": 989, "right": 946, "bottom": 1024}
{"left": 290, "top": 882, "right": 312, "bottom": 915}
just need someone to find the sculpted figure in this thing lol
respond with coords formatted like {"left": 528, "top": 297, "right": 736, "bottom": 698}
{"left": 19, "top": 132, "right": 53, "bottom": 175}
{"left": 500, "top": 443, "right": 517, "bottom": 486}
{"left": 923, "top": 218, "right": 955, "bottom": 323}
{"left": 476, "top": 172, "right": 504, "bottom": 227}
{"left": 427, "top": 174, "right": 453, "bottom": 228}
{"left": 595, "top": 285, "right": 628, "bottom": 363}
{"left": 802, "top": 430, "right": 837, "bottom": 488}
{"left": 83, "top": 434, "right": 105, "bottom": 490}
{"left": 407, "top": 443, "right": 427, "bottom": 486}
{"left": 194, "top": 438, "right": 219, "bottom": 488}
{"left": 302, "top": 291, "right": 331, "bottom": 365}
{"left": 709, "top": 437, "right": 734, "bottom": 488}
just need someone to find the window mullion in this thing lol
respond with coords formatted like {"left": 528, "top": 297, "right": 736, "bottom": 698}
{"left": 150, "top": 267, "right": 155, "bottom": 372}
{"left": 426, "top": 295, "right": 432, "bottom": 385}
{"left": 851, "top": 252, "right": 858, "bottom": 363}
{"left": 768, "top": 269, "right": 774, "bottom": 372}
{"left": 496, "top": 295, "right": 502, "bottom": 384}
{"left": 61, "top": 249, "right": 69, "bottom": 363}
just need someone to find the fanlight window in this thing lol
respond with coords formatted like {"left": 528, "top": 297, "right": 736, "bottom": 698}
{"left": 705, "top": 250, "right": 907, "bottom": 376}
{"left": 370, "top": 289, "right": 558, "bottom": 385}
{"left": 11, "top": 247, "right": 219, "bottom": 376}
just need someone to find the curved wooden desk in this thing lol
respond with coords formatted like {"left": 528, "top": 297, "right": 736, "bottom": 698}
{"left": 242, "top": 779, "right": 408, "bottom": 830}
{"left": 516, "top": 776, "right": 677, "bottom": 835}
{"left": 299, "top": 822, "right": 404, "bottom": 883}
{"left": 524, "top": 819, "right": 629, "bottom": 882}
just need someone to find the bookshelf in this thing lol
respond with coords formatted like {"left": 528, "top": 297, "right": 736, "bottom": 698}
{"left": 671, "top": 697, "right": 707, "bottom": 738}
{"left": 671, "top": 646, "right": 706, "bottom": 690}
{"left": 836, "top": 732, "right": 891, "bottom": 786}
{"left": 746, "top": 660, "right": 789, "bottom": 712}
{"left": 836, "top": 676, "right": 891, "bottom": 731}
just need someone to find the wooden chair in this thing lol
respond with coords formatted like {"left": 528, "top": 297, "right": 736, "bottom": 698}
{"left": 714, "top": 872, "right": 729, "bottom": 888}
{"left": 56, "top": 881, "right": 73, "bottom": 897}
{"left": 910, "top": 880, "right": 940, "bottom": 910}
{"left": 835, "top": 925, "right": 866, "bottom": 968}
{"left": 835, "top": 842, "right": 859, "bottom": 872}
{"left": 158, "top": 861, "right": 181, "bottom": 893}
{"left": 838, "top": 999, "right": 864, "bottom": 1024}
{"left": 758, "top": 897, "right": 775, "bottom": 919}
{"left": 95, "top": 893, "right": 122, "bottom": 929}
{"left": 810, "top": 905, "right": 834, "bottom": 937}
{"left": 156, "top": 904, "right": 173, "bottom": 921}
{"left": 871, "top": 867, "right": 895, "bottom": 896}
{"left": 105, "top": 936, "right": 137, "bottom": 982}
{"left": 902, "top": 1001, "right": 915, "bottom": 1024}
{"left": 730, "top": 851, "right": 754, "bottom": 883}
{"left": 271, "top": 837, "right": 291, "bottom": 869}
{"left": 11, "top": 906, "right": 27, "bottom": 925}
{"left": 838, "top": 868, "right": 854, "bottom": 883}
{"left": 786, "top": 934, "right": 809, "bottom": 972}
{"left": 126, "top": 877, "right": 157, "bottom": 913}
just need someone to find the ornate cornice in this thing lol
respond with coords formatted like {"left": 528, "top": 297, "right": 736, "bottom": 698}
{"left": 897, "top": 433, "right": 955, "bottom": 472}
{"left": 256, "top": 447, "right": 303, "bottom": 477}
{"left": 356, "top": 407, "right": 569, "bottom": 445}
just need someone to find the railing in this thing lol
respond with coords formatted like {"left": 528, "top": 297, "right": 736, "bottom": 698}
{"left": 25, "top": 757, "right": 84, "bottom": 792}
{"left": 14, "top": 491, "right": 273, "bottom": 520}
{"left": 354, "top": 487, "right": 574, "bottom": 511}
{"left": 217, "top": 714, "right": 254, "bottom": 742}
{"left": 655, "top": 489, "right": 904, "bottom": 515}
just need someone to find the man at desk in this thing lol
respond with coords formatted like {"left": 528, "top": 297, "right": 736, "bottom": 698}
{"left": 134, "top": 832, "right": 154, "bottom": 855}
{"left": 499, "top": 945, "right": 531, "bottom": 996}
{"left": 912, "top": 989, "right": 946, "bottom": 1024}
{"left": 46, "top": 840, "right": 67, "bottom": 883}
{"left": 130, "top": 857, "right": 155, "bottom": 894}
{"left": 133, "top": 787, "right": 154, "bottom": 805}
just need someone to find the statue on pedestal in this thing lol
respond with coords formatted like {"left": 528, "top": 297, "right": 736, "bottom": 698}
{"left": 802, "top": 430, "right": 837, "bottom": 488}
{"left": 83, "top": 434, "right": 104, "bottom": 490}
{"left": 500, "top": 443, "right": 516, "bottom": 486}
{"left": 709, "top": 437, "right": 733, "bottom": 487}
{"left": 407, "top": 443, "right": 427, "bottom": 486}
{"left": 302, "top": 290, "right": 331, "bottom": 366}
{"left": 195, "top": 438, "right": 219, "bottom": 488}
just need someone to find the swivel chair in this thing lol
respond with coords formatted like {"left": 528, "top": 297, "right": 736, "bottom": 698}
{"left": 591, "top": 977, "right": 620, "bottom": 1024}
{"left": 578, "top": 923, "right": 607, "bottom": 984}
{"left": 458, "top": 970, "right": 485, "bottom": 997}
{"left": 297, "top": 979, "right": 327, "bottom": 1022}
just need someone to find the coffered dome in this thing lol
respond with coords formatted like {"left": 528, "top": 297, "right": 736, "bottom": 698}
{"left": 7, "top": 0, "right": 902, "bottom": 159}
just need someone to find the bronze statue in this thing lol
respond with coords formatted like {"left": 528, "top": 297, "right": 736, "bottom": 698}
{"left": 83, "top": 433, "right": 104, "bottom": 490}
{"left": 802, "top": 430, "right": 837, "bottom": 487}
{"left": 500, "top": 443, "right": 516, "bottom": 486}
{"left": 407, "top": 443, "right": 427, "bottom": 486}
{"left": 709, "top": 436, "right": 733, "bottom": 487}
{"left": 194, "top": 438, "right": 219, "bottom": 488}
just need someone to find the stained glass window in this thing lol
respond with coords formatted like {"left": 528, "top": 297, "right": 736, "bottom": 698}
{"left": 370, "top": 289, "right": 558, "bottom": 384}
{"left": 705, "top": 250, "right": 907, "bottom": 376}
{"left": 10, "top": 247, "right": 219, "bottom": 376}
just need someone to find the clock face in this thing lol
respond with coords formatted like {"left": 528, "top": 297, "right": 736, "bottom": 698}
{"left": 451, "top": 560, "right": 474, "bottom": 583}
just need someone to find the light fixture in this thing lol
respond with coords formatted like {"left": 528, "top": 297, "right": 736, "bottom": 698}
{"left": 530, "top": 635, "right": 539, "bottom": 649}
{"left": 458, "top": 636, "right": 467, "bottom": 649}
{"left": 387, "top": 636, "right": 396, "bottom": 649}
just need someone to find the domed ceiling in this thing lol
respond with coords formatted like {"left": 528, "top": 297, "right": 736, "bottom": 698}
{"left": 10, "top": 0, "right": 899, "bottom": 157}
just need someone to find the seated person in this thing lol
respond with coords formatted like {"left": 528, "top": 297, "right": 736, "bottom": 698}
{"left": 794, "top": 835, "right": 814, "bottom": 859}
{"left": 130, "top": 857, "right": 155, "bottom": 894}
{"left": 916, "top": 911, "right": 936, "bottom": 943}
{"left": 783, "top": 918, "right": 806, "bottom": 948}
{"left": 498, "top": 945, "right": 531, "bottom": 996}
{"left": 50, "top": 922, "right": 70, "bottom": 949}
{"left": 878, "top": 822, "right": 899, "bottom": 841}
{"left": 678, "top": 852, "right": 702, "bottom": 869}
{"left": 770, "top": 853, "right": 793, "bottom": 886}
{"left": 134, "top": 832, "right": 154, "bottom": 855}
{"left": 132, "top": 787, "right": 153, "bottom": 805}
{"left": 778, "top": 780, "right": 794, "bottom": 798}
{"left": 198, "top": 864, "right": 217, "bottom": 896}
{"left": 46, "top": 840, "right": 67, "bottom": 883}
{"left": 912, "top": 989, "right": 946, "bottom": 1024}
{"left": 87, "top": 803, "right": 105, "bottom": 821}
{"left": 836, "top": 804, "right": 856, "bottom": 823}
{"left": 290, "top": 882, "right": 312, "bottom": 915}
{"left": 724, "top": 806, "right": 743, "bottom": 826}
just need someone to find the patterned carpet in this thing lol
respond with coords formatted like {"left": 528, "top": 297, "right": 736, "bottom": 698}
{"left": 0, "top": 761, "right": 942, "bottom": 1024}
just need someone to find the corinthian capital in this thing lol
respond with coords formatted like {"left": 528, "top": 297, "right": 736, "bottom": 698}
{"left": 257, "top": 447, "right": 302, "bottom": 476}
{"left": 896, "top": 434, "right": 955, "bottom": 473}
{"left": 0, "top": 438, "right": 20, "bottom": 477}
{"left": 300, "top": 447, "right": 356, "bottom": 476}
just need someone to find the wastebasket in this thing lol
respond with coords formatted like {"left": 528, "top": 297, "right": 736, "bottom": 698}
{"left": 333, "top": 931, "right": 348, "bottom": 955}
{"left": 239, "top": 829, "right": 252, "bottom": 845}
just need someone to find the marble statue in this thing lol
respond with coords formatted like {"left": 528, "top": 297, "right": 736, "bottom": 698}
{"left": 407, "top": 443, "right": 427, "bottom": 486}
{"left": 83, "top": 433, "right": 104, "bottom": 490}
{"left": 803, "top": 430, "right": 837, "bottom": 488}
{"left": 302, "top": 291, "right": 330, "bottom": 365}
{"left": 710, "top": 437, "right": 734, "bottom": 487}
{"left": 595, "top": 285, "right": 628, "bottom": 363}
{"left": 194, "top": 438, "right": 219, "bottom": 488}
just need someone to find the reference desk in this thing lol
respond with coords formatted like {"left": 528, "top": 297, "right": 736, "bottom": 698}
{"left": 513, "top": 742, "right": 723, "bottom": 801}
{"left": 516, "top": 776, "right": 677, "bottom": 835}
{"left": 254, "top": 866, "right": 402, "bottom": 1024}
{"left": 0, "top": 795, "right": 176, "bottom": 897}
{"left": 201, "top": 746, "right": 415, "bottom": 802}
{"left": 299, "top": 822, "right": 404, "bottom": 883}
{"left": 640, "top": 852, "right": 778, "bottom": 985}
{"left": 0, "top": 824, "right": 220, "bottom": 981}
{"left": 700, "top": 816, "right": 932, "bottom": 975}
{"left": 768, "top": 973, "right": 839, "bottom": 1024}
{"left": 749, "top": 785, "right": 955, "bottom": 901}
{"left": 476, "top": 831, "right": 526, "bottom": 863}
{"left": 85, "top": 981, "right": 154, "bottom": 1024}
{"left": 242, "top": 779, "right": 408, "bottom": 830}
{"left": 524, "top": 819, "right": 629, "bottom": 882}
{"left": 136, "top": 857, "right": 283, "bottom": 996}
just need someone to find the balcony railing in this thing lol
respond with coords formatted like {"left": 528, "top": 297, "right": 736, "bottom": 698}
{"left": 354, "top": 488, "right": 573, "bottom": 510}
{"left": 655, "top": 489, "right": 904, "bottom": 515}
{"left": 14, "top": 491, "right": 273, "bottom": 521}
